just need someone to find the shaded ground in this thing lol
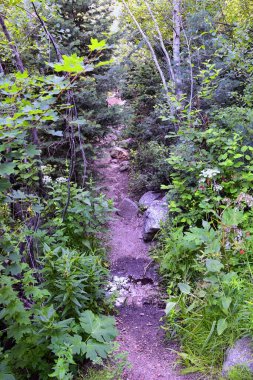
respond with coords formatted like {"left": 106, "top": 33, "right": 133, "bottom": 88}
{"left": 95, "top": 123, "right": 200, "bottom": 380}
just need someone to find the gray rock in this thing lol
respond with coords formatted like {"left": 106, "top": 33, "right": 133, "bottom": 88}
{"left": 222, "top": 338, "right": 253, "bottom": 376}
{"left": 110, "top": 147, "right": 129, "bottom": 160}
{"left": 119, "top": 161, "right": 129, "bottom": 172}
{"left": 139, "top": 191, "right": 162, "bottom": 209}
{"left": 143, "top": 200, "right": 168, "bottom": 241}
{"left": 117, "top": 198, "right": 138, "bottom": 219}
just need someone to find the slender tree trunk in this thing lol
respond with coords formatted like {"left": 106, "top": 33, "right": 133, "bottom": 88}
{"left": 172, "top": 0, "right": 182, "bottom": 100}
{"left": 0, "top": 59, "right": 4, "bottom": 74}
{"left": 144, "top": 0, "right": 175, "bottom": 84}
{"left": 0, "top": 14, "right": 24, "bottom": 72}
{"left": 31, "top": 3, "right": 62, "bottom": 62}
{"left": 122, "top": 0, "right": 170, "bottom": 102}
{"left": 182, "top": 26, "right": 194, "bottom": 115}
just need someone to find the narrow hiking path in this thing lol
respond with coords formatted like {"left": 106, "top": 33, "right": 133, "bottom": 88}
{"left": 95, "top": 122, "right": 199, "bottom": 380}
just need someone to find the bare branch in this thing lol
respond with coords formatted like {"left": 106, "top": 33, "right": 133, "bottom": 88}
{"left": 0, "top": 14, "right": 24, "bottom": 72}
{"left": 122, "top": 0, "right": 170, "bottom": 101}
{"left": 143, "top": 0, "right": 175, "bottom": 84}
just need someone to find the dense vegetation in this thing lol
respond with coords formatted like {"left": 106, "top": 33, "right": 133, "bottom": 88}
{"left": 2, "top": 0, "right": 253, "bottom": 378}
{"left": 118, "top": 0, "right": 253, "bottom": 378}
{"left": 0, "top": 0, "right": 120, "bottom": 379}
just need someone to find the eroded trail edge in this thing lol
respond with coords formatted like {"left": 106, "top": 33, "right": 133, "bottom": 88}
{"left": 95, "top": 125, "right": 197, "bottom": 380}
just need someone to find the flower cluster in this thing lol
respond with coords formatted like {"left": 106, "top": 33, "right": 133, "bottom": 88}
{"left": 199, "top": 168, "right": 220, "bottom": 180}
{"left": 43, "top": 175, "right": 52, "bottom": 184}
{"left": 213, "top": 184, "right": 223, "bottom": 192}
{"left": 56, "top": 177, "right": 68, "bottom": 183}
{"left": 236, "top": 192, "right": 253, "bottom": 208}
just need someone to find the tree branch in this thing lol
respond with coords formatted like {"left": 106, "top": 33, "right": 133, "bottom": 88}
{"left": 122, "top": 0, "right": 170, "bottom": 101}
{"left": 0, "top": 14, "right": 24, "bottom": 72}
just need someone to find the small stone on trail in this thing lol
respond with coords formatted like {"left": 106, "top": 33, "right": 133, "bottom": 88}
{"left": 119, "top": 161, "right": 129, "bottom": 172}
{"left": 117, "top": 197, "right": 138, "bottom": 219}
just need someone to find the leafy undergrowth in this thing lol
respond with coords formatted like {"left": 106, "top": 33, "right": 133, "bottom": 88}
{"left": 77, "top": 345, "right": 130, "bottom": 380}
{"left": 0, "top": 179, "right": 118, "bottom": 379}
{"left": 153, "top": 125, "right": 253, "bottom": 377}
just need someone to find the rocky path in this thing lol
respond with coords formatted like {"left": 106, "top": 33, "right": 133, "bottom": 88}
{"left": 95, "top": 125, "right": 199, "bottom": 380}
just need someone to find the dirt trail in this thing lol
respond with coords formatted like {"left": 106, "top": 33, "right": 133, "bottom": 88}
{"left": 95, "top": 124, "right": 198, "bottom": 380}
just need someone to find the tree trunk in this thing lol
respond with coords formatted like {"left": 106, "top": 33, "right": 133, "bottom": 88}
{"left": 0, "top": 60, "right": 4, "bottom": 74}
{"left": 122, "top": 0, "right": 170, "bottom": 102}
{"left": 144, "top": 0, "right": 175, "bottom": 84}
{"left": 173, "top": 0, "right": 182, "bottom": 100}
{"left": 0, "top": 14, "right": 24, "bottom": 72}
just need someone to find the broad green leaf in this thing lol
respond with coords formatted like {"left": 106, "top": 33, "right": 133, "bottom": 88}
{"left": 222, "top": 208, "right": 244, "bottom": 226}
{"left": 25, "top": 145, "right": 41, "bottom": 157}
{"left": 51, "top": 54, "right": 85, "bottom": 73}
{"left": 217, "top": 318, "right": 228, "bottom": 335}
{"left": 80, "top": 310, "right": 117, "bottom": 343}
{"left": 165, "top": 302, "right": 177, "bottom": 315}
{"left": 0, "top": 178, "right": 10, "bottom": 191}
{"left": 206, "top": 259, "right": 223, "bottom": 273}
{"left": 0, "top": 162, "right": 16, "bottom": 176}
{"left": 86, "top": 338, "right": 110, "bottom": 362}
{"left": 221, "top": 296, "right": 232, "bottom": 313}
{"left": 15, "top": 70, "right": 28, "bottom": 79}
{"left": 88, "top": 38, "right": 107, "bottom": 52}
{"left": 70, "top": 334, "right": 86, "bottom": 355}
{"left": 178, "top": 283, "right": 191, "bottom": 295}
{"left": 241, "top": 146, "right": 248, "bottom": 153}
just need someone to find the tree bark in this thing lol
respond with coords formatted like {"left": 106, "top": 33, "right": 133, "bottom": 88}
{"left": 0, "top": 60, "right": 4, "bottom": 74}
{"left": 0, "top": 14, "right": 24, "bottom": 73}
{"left": 172, "top": 0, "right": 182, "bottom": 100}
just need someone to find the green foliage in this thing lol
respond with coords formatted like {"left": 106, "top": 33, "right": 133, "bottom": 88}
{"left": 130, "top": 141, "right": 170, "bottom": 193}
{"left": 42, "top": 180, "right": 114, "bottom": 251}
{"left": 0, "top": 1, "right": 118, "bottom": 379}
{"left": 226, "top": 365, "right": 253, "bottom": 380}
{"left": 42, "top": 246, "right": 109, "bottom": 318}
{"left": 0, "top": 180, "right": 116, "bottom": 379}
{"left": 78, "top": 344, "right": 130, "bottom": 380}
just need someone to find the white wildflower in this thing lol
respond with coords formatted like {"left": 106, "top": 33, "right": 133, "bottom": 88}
{"left": 236, "top": 192, "right": 253, "bottom": 208}
{"left": 43, "top": 175, "right": 52, "bottom": 184}
{"left": 199, "top": 168, "right": 220, "bottom": 179}
{"left": 225, "top": 241, "right": 231, "bottom": 250}
{"left": 213, "top": 184, "right": 223, "bottom": 192}
{"left": 56, "top": 177, "right": 68, "bottom": 183}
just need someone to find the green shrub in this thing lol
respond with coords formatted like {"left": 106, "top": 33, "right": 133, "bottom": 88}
{"left": 157, "top": 206, "right": 253, "bottom": 374}
{"left": 42, "top": 246, "right": 109, "bottom": 317}
{"left": 0, "top": 180, "right": 116, "bottom": 379}
{"left": 129, "top": 141, "right": 170, "bottom": 194}
{"left": 226, "top": 365, "right": 253, "bottom": 380}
